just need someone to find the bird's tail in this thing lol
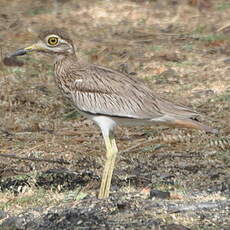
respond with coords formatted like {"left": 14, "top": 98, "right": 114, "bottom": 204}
{"left": 166, "top": 119, "right": 218, "bottom": 134}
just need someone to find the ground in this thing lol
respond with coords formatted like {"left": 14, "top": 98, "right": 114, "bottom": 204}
{"left": 0, "top": 0, "right": 229, "bottom": 229}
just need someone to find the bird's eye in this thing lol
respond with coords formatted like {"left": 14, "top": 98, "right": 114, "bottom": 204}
{"left": 47, "top": 36, "right": 59, "bottom": 46}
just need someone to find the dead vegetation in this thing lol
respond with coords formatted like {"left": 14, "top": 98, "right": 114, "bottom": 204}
{"left": 0, "top": 0, "right": 229, "bottom": 229}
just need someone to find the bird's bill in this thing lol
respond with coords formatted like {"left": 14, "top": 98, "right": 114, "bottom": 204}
{"left": 10, "top": 43, "right": 44, "bottom": 57}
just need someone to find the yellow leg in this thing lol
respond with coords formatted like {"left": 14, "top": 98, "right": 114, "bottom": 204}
{"left": 98, "top": 134, "right": 118, "bottom": 199}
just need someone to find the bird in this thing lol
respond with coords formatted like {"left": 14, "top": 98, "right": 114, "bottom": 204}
{"left": 9, "top": 28, "right": 217, "bottom": 199}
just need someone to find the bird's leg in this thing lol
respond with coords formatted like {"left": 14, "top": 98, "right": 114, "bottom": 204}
{"left": 98, "top": 133, "right": 118, "bottom": 199}
{"left": 106, "top": 134, "right": 118, "bottom": 193}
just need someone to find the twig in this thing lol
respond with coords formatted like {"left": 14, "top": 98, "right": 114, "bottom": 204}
{"left": 0, "top": 168, "right": 31, "bottom": 174}
{"left": 157, "top": 153, "right": 202, "bottom": 159}
{"left": 217, "top": 23, "right": 230, "bottom": 32}
{"left": 119, "top": 137, "right": 159, "bottom": 155}
{"left": 168, "top": 200, "right": 230, "bottom": 213}
{"left": 0, "top": 153, "right": 70, "bottom": 165}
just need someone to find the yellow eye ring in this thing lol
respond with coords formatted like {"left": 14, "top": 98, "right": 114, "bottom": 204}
{"left": 47, "top": 36, "right": 59, "bottom": 46}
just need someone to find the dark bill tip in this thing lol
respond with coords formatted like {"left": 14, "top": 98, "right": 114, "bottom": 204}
{"left": 10, "top": 49, "right": 29, "bottom": 57}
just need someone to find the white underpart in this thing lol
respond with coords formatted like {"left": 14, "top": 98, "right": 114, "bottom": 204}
{"left": 79, "top": 110, "right": 175, "bottom": 136}
{"left": 91, "top": 116, "right": 117, "bottom": 137}
{"left": 81, "top": 111, "right": 170, "bottom": 133}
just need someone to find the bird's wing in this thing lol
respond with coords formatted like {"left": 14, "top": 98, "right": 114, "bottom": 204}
{"left": 68, "top": 64, "right": 161, "bottom": 119}
{"left": 69, "top": 64, "right": 199, "bottom": 120}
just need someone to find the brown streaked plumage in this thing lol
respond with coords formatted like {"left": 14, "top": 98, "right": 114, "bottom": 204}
{"left": 10, "top": 28, "right": 218, "bottom": 199}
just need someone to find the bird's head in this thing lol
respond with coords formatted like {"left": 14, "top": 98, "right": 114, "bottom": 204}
{"left": 10, "top": 29, "right": 75, "bottom": 58}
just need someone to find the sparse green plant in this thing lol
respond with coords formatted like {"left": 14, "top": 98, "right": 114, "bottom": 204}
{"left": 198, "top": 34, "right": 228, "bottom": 42}
{"left": 194, "top": 24, "right": 206, "bottom": 34}
{"left": 182, "top": 43, "right": 194, "bottom": 51}
{"left": 150, "top": 45, "right": 163, "bottom": 52}
{"left": 64, "top": 188, "right": 88, "bottom": 202}
{"left": 26, "top": 7, "right": 49, "bottom": 16}
{"left": 217, "top": 2, "right": 230, "bottom": 10}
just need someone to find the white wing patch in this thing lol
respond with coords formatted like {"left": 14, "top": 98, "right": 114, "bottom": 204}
{"left": 75, "top": 79, "right": 83, "bottom": 84}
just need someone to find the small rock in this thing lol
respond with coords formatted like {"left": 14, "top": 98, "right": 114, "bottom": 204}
{"left": 0, "top": 210, "right": 7, "bottom": 220}
{"left": 223, "top": 58, "right": 230, "bottom": 63}
{"left": 192, "top": 89, "right": 215, "bottom": 97}
{"left": 150, "top": 190, "right": 170, "bottom": 199}
{"left": 159, "top": 52, "right": 186, "bottom": 62}
{"left": 3, "top": 56, "right": 24, "bottom": 66}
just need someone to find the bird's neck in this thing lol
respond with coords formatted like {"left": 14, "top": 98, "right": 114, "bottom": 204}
{"left": 55, "top": 52, "right": 85, "bottom": 68}
{"left": 54, "top": 52, "right": 77, "bottom": 63}
{"left": 54, "top": 53, "right": 84, "bottom": 98}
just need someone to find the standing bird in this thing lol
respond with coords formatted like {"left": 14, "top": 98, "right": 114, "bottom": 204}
{"left": 10, "top": 29, "right": 217, "bottom": 199}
